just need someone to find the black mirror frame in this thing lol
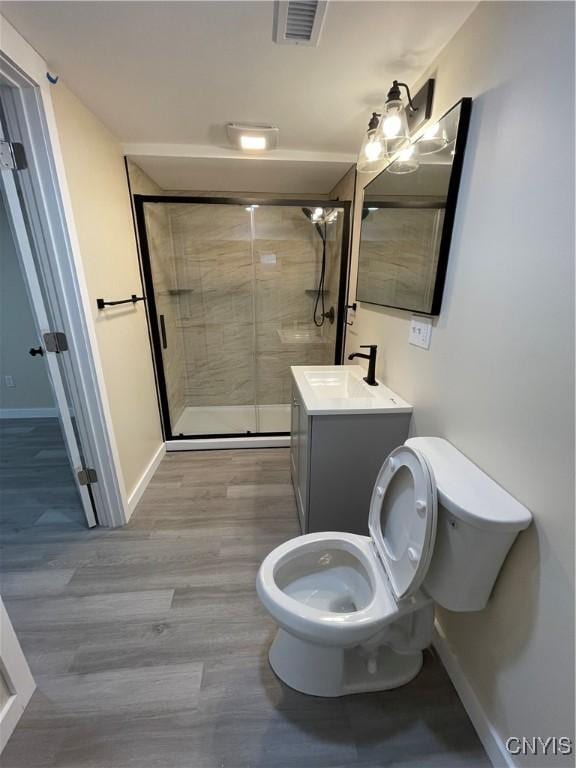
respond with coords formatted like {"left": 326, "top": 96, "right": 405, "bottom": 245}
{"left": 358, "top": 97, "right": 473, "bottom": 316}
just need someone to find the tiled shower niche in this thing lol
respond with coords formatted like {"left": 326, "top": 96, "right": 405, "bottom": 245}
{"left": 139, "top": 200, "right": 348, "bottom": 437}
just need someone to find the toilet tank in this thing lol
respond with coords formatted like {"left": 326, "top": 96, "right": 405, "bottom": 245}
{"left": 405, "top": 437, "right": 532, "bottom": 612}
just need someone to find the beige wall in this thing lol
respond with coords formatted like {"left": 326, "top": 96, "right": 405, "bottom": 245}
{"left": 0, "top": 197, "right": 54, "bottom": 412}
{"left": 347, "top": 2, "right": 574, "bottom": 762}
{"left": 50, "top": 84, "right": 162, "bottom": 499}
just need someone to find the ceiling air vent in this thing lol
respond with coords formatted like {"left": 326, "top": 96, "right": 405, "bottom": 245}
{"left": 273, "top": 1, "right": 328, "bottom": 46}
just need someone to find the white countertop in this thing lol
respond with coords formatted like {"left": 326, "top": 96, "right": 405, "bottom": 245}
{"left": 291, "top": 365, "right": 413, "bottom": 415}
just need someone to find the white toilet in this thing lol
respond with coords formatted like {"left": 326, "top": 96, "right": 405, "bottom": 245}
{"left": 256, "top": 437, "right": 532, "bottom": 697}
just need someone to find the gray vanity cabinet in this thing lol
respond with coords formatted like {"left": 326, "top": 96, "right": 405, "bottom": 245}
{"left": 290, "top": 383, "right": 412, "bottom": 535}
{"left": 290, "top": 385, "right": 311, "bottom": 532}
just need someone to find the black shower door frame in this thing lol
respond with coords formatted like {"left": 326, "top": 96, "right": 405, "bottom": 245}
{"left": 133, "top": 195, "right": 352, "bottom": 441}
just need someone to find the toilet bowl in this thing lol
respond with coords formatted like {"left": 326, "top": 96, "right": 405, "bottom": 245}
{"left": 256, "top": 529, "right": 434, "bottom": 696}
{"left": 257, "top": 437, "right": 532, "bottom": 697}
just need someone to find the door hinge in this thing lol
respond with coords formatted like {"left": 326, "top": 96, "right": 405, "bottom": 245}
{"left": 0, "top": 140, "right": 27, "bottom": 171}
{"left": 43, "top": 331, "right": 68, "bottom": 353}
{"left": 77, "top": 467, "right": 98, "bottom": 486}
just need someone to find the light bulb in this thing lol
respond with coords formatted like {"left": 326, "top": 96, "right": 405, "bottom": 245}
{"left": 314, "top": 208, "right": 323, "bottom": 217}
{"left": 418, "top": 121, "right": 448, "bottom": 155}
{"left": 382, "top": 114, "right": 402, "bottom": 138}
{"left": 239, "top": 135, "right": 267, "bottom": 150}
{"left": 364, "top": 137, "right": 383, "bottom": 161}
{"left": 377, "top": 98, "right": 410, "bottom": 158}
{"left": 388, "top": 142, "right": 419, "bottom": 175}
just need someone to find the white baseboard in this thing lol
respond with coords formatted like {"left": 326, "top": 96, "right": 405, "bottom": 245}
{"left": 433, "top": 621, "right": 515, "bottom": 768}
{"left": 0, "top": 407, "right": 58, "bottom": 419}
{"left": 126, "top": 442, "right": 166, "bottom": 519}
{"left": 166, "top": 436, "right": 290, "bottom": 451}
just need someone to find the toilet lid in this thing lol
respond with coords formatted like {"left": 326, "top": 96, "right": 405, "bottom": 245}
{"left": 368, "top": 446, "right": 437, "bottom": 600}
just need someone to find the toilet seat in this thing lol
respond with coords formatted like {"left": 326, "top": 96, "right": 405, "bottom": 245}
{"left": 256, "top": 447, "right": 437, "bottom": 648}
{"left": 256, "top": 532, "right": 402, "bottom": 646}
{"left": 369, "top": 446, "right": 437, "bottom": 600}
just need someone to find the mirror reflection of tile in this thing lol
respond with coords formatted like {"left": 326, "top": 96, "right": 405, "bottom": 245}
{"left": 358, "top": 208, "right": 444, "bottom": 313}
{"left": 359, "top": 100, "right": 465, "bottom": 314}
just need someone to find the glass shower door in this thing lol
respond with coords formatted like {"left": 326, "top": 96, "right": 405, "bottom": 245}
{"left": 252, "top": 204, "right": 344, "bottom": 433}
{"left": 141, "top": 201, "right": 258, "bottom": 436}
{"left": 137, "top": 197, "right": 348, "bottom": 439}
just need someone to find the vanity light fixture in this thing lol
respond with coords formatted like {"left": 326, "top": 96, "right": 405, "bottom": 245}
{"left": 227, "top": 123, "right": 279, "bottom": 152}
{"left": 357, "top": 78, "right": 434, "bottom": 172}
{"left": 378, "top": 78, "right": 434, "bottom": 155}
{"left": 378, "top": 81, "right": 412, "bottom": 157}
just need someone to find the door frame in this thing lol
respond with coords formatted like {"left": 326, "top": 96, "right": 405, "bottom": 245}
{"left": 132, "top": 195, "right": 351, "bottom": 442}
{"left": 0, "top": 16, "right": 127, "bottom": 526}
{"left": 0, "top": 157, "right": 97, "bottom": 526}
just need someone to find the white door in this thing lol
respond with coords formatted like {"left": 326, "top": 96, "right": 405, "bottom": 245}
{"left": 0, "top": 598, "right": 35, "bottom": 753}
{"left": 0, "top": 146, "right": 97, "bottom": 527}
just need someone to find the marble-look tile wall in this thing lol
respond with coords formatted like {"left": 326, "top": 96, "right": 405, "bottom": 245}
{"left": 253, "top": 206, "right": 339, "bottom": 405}
{"left": 126, "top": 161, "right": 187, "bottom": 426}
{"left": 167, "top": 203, "right": 342, "bottom": 407}
{"left": 169, "top": 203, "right": 255, "bottom": 407}
{"left": 357, "top": 208, "right": 443, "bottom": 312}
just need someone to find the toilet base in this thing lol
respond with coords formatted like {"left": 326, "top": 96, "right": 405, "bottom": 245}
{"left": 268, "top": 629, "right": 423, "bottom": 698}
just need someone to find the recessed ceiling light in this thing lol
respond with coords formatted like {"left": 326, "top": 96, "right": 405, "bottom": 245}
{"left": 240, "top": 135, "right": 267, "bottom": 151}
{"left": 227, "top": 123, "right": 279, "bottom": 152}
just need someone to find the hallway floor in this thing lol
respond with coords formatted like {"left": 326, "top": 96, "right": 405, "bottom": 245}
{"left": 0, "top": 418, "right": 86, "bottom": 532}
{"left": 0, "top": 446, "right": 489, "bottom": 768}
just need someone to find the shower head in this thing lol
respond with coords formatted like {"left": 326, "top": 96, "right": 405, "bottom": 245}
{"left": 302, "top": 207, "right": 326, "bottom": 242}
{"left": 301, "top": 207, "right": 338, "bottom": 226}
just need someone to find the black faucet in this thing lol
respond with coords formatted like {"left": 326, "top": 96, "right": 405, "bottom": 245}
{"left": 348, "top": 345, "right": 379, "bottom": 386}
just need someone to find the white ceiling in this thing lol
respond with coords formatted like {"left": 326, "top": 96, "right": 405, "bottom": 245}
{"left": 2, "top": 1, "right": 477, "bottom": 192}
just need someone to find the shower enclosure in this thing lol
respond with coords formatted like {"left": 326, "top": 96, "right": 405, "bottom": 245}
{"left": 134, "top": 197, "right": 350, "bottom": 441}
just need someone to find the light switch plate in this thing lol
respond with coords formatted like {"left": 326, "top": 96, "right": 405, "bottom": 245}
{"left": 409, "top": 316, "right": 432, "bottom": 349}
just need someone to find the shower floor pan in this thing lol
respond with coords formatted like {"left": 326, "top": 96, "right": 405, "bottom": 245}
{"left": 172, "top": 404, "right": 291, "bottom": 436}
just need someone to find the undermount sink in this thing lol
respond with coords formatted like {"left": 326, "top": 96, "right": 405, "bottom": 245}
{"left": 303, "top": 369, "right": 375, "bottom": 399}
{"left": 292, "top": 365, "right": 413, "bottom": 415}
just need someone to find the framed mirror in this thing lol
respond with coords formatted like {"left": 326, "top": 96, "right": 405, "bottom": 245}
{"left": 357, "top": 98, "right": 472, "bottom": 315}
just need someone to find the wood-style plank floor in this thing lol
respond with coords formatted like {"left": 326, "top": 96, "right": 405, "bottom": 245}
{"left": 0, "top": 418, "right": 87, "bottom": 532}
{"left": 0, "top": 420, "right": 489, "bottom": 767}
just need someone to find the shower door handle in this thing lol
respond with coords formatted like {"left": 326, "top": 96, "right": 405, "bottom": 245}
{"left": 159, "top": 315, "right": 168, "bottom": 350}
